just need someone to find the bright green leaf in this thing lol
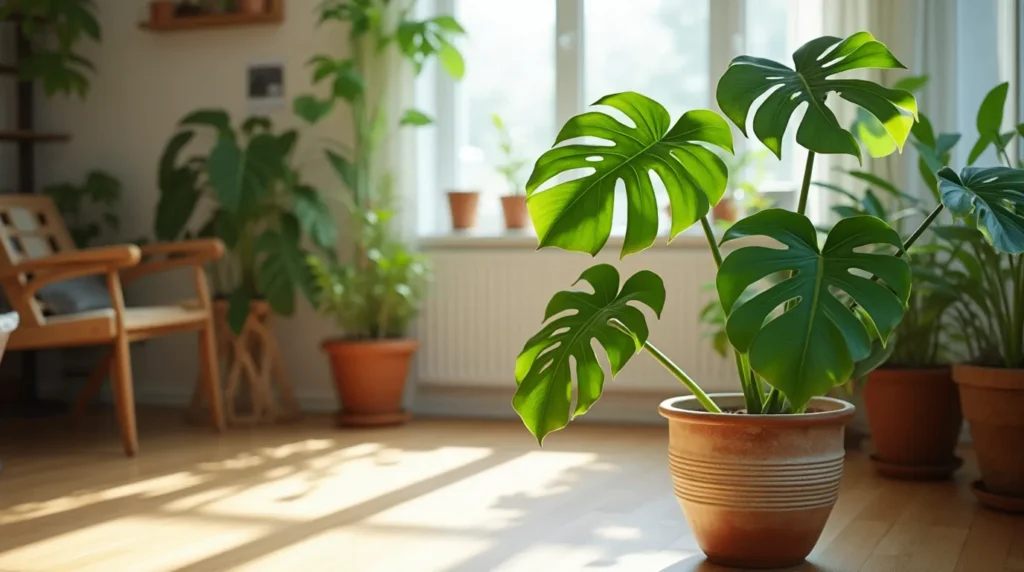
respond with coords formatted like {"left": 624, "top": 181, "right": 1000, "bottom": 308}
{"left": 514, "top": 264, "right": 665, "bottom": 444}
{"left": 438, "top": 42, "right": 465, "bottom": 80}
{"left": 717, "top": 209, "right": 911, "bottom": 410}
{"left": 525, "top": 92, "right": 732, "bottom": 257}
{"left": 399, "top": 109, "right": 434, "bottom": 126}
{"left": 716, "top": 32, "right": 916, "bottom": 160}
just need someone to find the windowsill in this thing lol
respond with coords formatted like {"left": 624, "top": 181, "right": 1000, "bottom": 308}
{"left": 418, "top": 226, "right": 715, "bottom": 250}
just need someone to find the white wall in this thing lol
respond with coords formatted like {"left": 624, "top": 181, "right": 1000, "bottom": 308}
{"left": 33, "top": 1, "right": 353, "bottom": 408}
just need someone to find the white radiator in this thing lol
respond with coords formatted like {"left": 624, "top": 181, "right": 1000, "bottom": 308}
{"left": 417, "top": 236, "right": 739, "bottom": 396}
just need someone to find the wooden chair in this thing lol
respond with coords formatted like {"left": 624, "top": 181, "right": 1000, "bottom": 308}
{"left": 0, "top": 195, "right": 226, "bottom": 456}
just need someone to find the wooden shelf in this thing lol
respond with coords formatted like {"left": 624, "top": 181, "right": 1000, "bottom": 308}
{"left": 140, "top": 1, "right": 283, "bottom": 32}
{"left": 0, "top": 131, "right": 71, "bottom": 143}
{"left": 0, "top": 65, "right": 18, "bottom": 76}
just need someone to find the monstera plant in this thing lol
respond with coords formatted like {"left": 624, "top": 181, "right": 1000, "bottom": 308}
{"left": 156, "top": 109, "right": 335, "bottom": 333}
{"left": 511, "top": 32, "right": 955, "bottom": 568}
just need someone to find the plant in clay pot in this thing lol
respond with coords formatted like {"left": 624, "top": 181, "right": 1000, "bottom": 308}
{"left": 820, "top": 109, "right": 966, "bottom": 480}
{"left": 934, "top": 82, "right": 1024, "bottom": 512}
{"left": 491, "top": 113, "right": 530, "bottom": 230}
{"left": 293, "top": 0, "right": 463, "bottom": 425}
{"left": 511, "top": 32, "right": 946, "bottom": 568}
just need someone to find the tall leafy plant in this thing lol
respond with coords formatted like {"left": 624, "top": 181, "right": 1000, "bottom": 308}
{"left": 0, "top": 0, "right": 100, "bottom": 98}
{"left": 44, "top": 170, "right": 122, "bottom": 247}
{"left": 512, "top": 32, "right": 944, "bottom": 443}
{"left": 156, "top": 110, "right": 336, "bottom": 332}
{"left": 296, "top": 0, "right": 464, "bottom": 340}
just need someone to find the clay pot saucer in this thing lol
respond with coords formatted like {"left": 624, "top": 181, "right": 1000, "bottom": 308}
{"left": 870, "top": 455, "right": 962, "bottom": 481}
{"left": 971, "top": 480, "right": 1024, "bottom": 513}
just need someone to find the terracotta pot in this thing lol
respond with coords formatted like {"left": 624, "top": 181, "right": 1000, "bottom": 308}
{"left": 500, "top": 195, "right": 529, "bottom": 230}
{"left": 712, "top": 197, "right": 738, "bottom": 222}
{"left": 322, "top": 339, "right": 418, "bottom": 427}
{"left": 864, "top": 368, "right": 962, "bottom": 478}
{"left": 953, "top": 364, "right": 1024, "bottom": 496}
{"left": 660, "top": 394, "right": 855, "bottom": 569}
{"left": 447, "top": 191, "right": 479, "bottom": 230}
{"left": 240, "top": 0, "right": 266, "bottom": 14}
{"left": 149, "top": 1, "right": 176, "bottom": 24}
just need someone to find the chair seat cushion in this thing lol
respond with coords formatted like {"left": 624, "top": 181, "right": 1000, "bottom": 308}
{"left": 36, "top": 276, "right": 112, "bottom": 315}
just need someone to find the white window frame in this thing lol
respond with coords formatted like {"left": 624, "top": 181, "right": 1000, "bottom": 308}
{"left": 417, "top": 0, "right": 818, "bottom": 237}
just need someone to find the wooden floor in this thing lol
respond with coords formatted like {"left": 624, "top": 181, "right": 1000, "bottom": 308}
{"left": 0, "top": 409, "right": 1020, "bottom": 572}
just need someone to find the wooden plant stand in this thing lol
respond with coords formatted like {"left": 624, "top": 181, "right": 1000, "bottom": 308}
{"left": 190, "top": 300, "right": 298, "bottom": 425}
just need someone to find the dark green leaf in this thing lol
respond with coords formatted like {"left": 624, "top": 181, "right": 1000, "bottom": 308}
{"left": 977, "top": 82, "right": 1009, "bottom": 140}
{"left": 853, "top": 341, "right": 895, "bottom": 380}
{"left": 938, "top": 166, "right": 1024, "bottom": 253}
{"left": 716, "top": 32, "right": 916, "bottom": 160}
{"left": 891, "top": 74, "right": 929, "bottom": 93}
{"left": 227, "top": 289, "right": 251, "bottom": 335}
{"left": 514, "top": 264, "right": 665, "bottom": 443}
{"left": 155, "top": 173, "right": 200, "bottom": 241}
{"left": 326, "top": 149, "right": 357, "bottom": 191}
{"left": 293, "top": 95, "right": 335, "bottom": 124}
{"left": 295, "top": 185, "right": 338, "bottom": 252}
{"left": 242, "top": 116, "right": 272, "bottom": 135}
{"left": 255, "top": 230, "right": 315, "bottom": 315}
{"left": 159, "top": 131, "right": 194, "bottom": 192}
{"left": 717, "top": 210, "right": 911, "bottom": 410}
{"left": 525, "top": 92, "right": 732, "bottom": 257}
{"left": 207, "top": 134, "right": 284, "bottom": 213}
{"left": 180, "top": 109, "right": 233, "bottom": 140}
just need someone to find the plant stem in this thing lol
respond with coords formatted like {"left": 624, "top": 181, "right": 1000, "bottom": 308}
{"left": 700, "top": 215, "right": 760, "bottom": 411}
{"left": 761, "top": 388, "right": 782, "bottom": 414}
{"left": 611, "top": 320, "right": 722, "bottom": 414}
{"left": 896, "top": 203, "right": 944, "bottom": 257}
{"left": 797, "top": 151, "right": 816, "bottom": 216}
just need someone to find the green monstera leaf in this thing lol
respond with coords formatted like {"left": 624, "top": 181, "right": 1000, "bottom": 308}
{"left": 514, "top": 264, "right": 665, "bottom": 443}
{"left": 716, "top": 31, "right": 917, "bottom": 160}
{"left": 525, "top": 92, "right": 733, "bottom": 258}
{"left": 938, "top": 166, "right": 1024, "bottom": 254}
{"left": 716, "top": 210, "right": 911, "bottom": 410}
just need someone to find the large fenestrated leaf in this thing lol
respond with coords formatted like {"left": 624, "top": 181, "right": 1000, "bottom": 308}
{"left": 514, "top": 264, "right": 665, "bottom": 443}
{"left": 207, "top": 134, "right": 285, "bottom": 213}
{"left": 525, "top": 92, "right": 733, "bottom": 258}
{"left": 716, "top": 31, "right": 917, "bottom": 160}
{"left": 717, "top": 210, "right": 911, "bottom": 410}
{"left": 255, "top": 220, "right": 315, "bottom": 316}
{"left": 938, "top": 166, "right": 1024, "bottom": 253}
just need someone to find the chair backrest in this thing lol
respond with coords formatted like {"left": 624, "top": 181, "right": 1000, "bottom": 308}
{"left": 0, "top": 195, "right": 77, "bottom": 327}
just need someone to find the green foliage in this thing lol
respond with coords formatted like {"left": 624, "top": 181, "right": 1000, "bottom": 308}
{"left": 43, "top": 170, "right": 121, "bottom": 247}
{"left": 525, "top": 92, "right": 732, "bottom": 257}
{"left": 939, "top": 167, "right": 1024, "bottom": 254}
{"left": 851, "top": 75, "right": 929, "bottom": 158}
{"left": 716, "top": 31, "right": 917, "bottom": 161}
{"left": 967, "top": 83, "right": 1016, "bottom": 165}
{"left": 717, "top": 211, "right": 911, "bottom": 411}
{"left": 1, "top": 0, "right": 101, "bottom": 98}
{"left": 513, "top": 265, "right": 665, "bottom": 443}
{"left": 491, "top": 113, "right": 529, "bottom": 196}
{"left": 156, "top": 110, "right": 335, "bottom": 330}
{"left": 308, "top": 197, "right": 429, "bottom": 340}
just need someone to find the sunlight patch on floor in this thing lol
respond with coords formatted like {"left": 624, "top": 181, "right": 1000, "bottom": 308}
{"left": 0, "top": 471, "right": 208, "bottom": 525}
{"left": 0, "top": 515, "right": 270, "bottom": 571}
{"left": 174, "top": 446, "right": 493, "bottom": 522}
{"left": 366, "top": 450, "right": 598, "bottom": 531}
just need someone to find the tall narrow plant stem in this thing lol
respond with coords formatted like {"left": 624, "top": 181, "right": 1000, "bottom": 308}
{"left": 896, "top": 203, "right": 944, "bottom": 257}
{"left": 700, "top": 215, "right": 761, "bottom": 412}
{"left": 612, "top": 320, "right": 722, "bottom": 413}
{"left": 797, "top": 151, "right": 816, "bottom": 215}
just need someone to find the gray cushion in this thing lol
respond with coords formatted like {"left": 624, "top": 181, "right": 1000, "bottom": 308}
{"left": 37, "top": 276, "right": 112, "bottom": 315}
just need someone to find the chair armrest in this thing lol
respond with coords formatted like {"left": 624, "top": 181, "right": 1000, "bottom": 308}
{"left": 6, "top": 245, "right": 142, "bottom": 297}
{"left": 121, "top": 239, "right": 225, "bottom": 284}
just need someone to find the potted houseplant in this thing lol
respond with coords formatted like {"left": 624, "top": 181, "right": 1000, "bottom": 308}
{"left": 293, "top": 1, "right": 463, "bottom": 425}
{"left": 0, "top": 0, "right": 101, "bottom": 98}
{"left": 491, "top": 113, "right": 530, "bottom": 230}
{"left": 939, "top": 82, "right": 1024, "bottom": 512}
{"left": 816, "top": 109, "right": 966, "bottom": 480}
{"left": 512, "top": 32, "right": 942, "bottom": 568}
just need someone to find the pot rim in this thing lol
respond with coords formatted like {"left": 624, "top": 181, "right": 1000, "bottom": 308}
{"left": 952, "top": 363, "right": 1024, "bottom": 389}
{"left": 321, "top": 338, "right": 418, "bottom": 352}
{"left": 659, "top": 393, "right": 855, "bottom": 427}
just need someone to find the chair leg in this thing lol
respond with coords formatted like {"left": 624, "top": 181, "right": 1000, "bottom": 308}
{"left": 71, "top": 348, "right": 113, "bottom": 420}
{"left": 199, "top": 320, "right": 226, "bottom": 432}
{"left": 110, "top": 333, "right": 138, "bottom": 457}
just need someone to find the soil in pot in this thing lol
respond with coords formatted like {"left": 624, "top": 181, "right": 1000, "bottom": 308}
{"left": 323, "top": 338, "right": 418, "bottom": 427}
{"left": 500, "top": 195, "right": 529, "bottom": 230}
{"left": 864, "top": 368, "right": 962, "bottom": 479}
{"left": 448, "top": 191, "right": 480, "bottom": 231}
{"left": 953, "top": 365, "right": 1024, "bottom": 501}
{"left": 660, "top": 394, "right": 855, "bottom": 569}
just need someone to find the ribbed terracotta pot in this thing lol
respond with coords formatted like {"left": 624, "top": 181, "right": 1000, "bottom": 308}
{"left": 953, "top": 365, "right": 1024, "bottom": 497}
{"left": 322, "top": 339, "right": 418, "bottom": 427}
{"left": 447, "top": 191, "right": 479, "bottom": 230}
{"left": 660, "top": 394, "right": 855, "bottom": 569}
{"left": 500, "top": 195, "right": 529, "bottom": 230}
{"left": 864, "top": 368, "right": 962, "bottom": 478}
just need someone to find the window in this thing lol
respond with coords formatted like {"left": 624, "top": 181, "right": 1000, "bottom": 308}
{"left": 420, "top": 0, "right": 822, "bottom": 236}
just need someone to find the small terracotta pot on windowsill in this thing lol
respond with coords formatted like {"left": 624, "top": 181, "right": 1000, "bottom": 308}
{"left": 713, "top": 196, "right": 739, "bottom": 222}
{"left": 447, "top": 190, "right": 479, "bottom": 231}
{"left": 240, "top": 0, "right": 266, "bottom": 14}
{"left": 149, "top": 1, "right": 176, "bottom": 25}
{"left": 501, "top": 195, "right": 529, "bottom": 230}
